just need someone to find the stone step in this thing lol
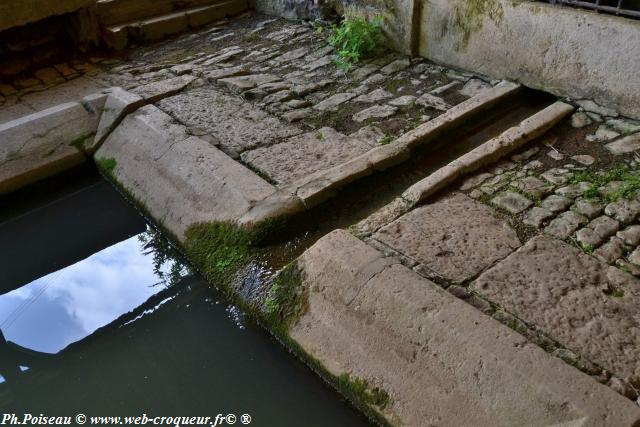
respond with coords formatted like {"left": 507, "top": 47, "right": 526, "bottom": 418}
{"left": 281, "top": 229, "right": 640, "bottom": 426}
{"left": 96, "top": 0, "right": 223, "bottom": 26}
{"left": 102, "top": 0, "right": 247, "bottom": 49}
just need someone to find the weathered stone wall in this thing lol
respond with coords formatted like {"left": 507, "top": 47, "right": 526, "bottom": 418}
{"left": 254, "top": 0, "right": 415, "bottom": 53}
{"left": 0, "top": 0, "right": 95, "bottom": 32}
{"left": 419, "top": 0, "right": 640, "bottom": 120}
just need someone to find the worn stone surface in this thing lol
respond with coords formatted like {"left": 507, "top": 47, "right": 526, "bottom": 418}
{"left": 574, "top": 199, "right": 604, "bottom": 219}
{"left": 512, "top": 176, "right": 553, "bottom": 198}
{"left": 352, "top": 105, "right": 397, "bottom": 123}
{"left": 571, "top": 112, "right": 592, "bottom": 128}
{"left": 96, "top": 105, "right": 275, "bottom": 239}
{"left": 523, "top": 206, "right": 554, "bottom": 228}
{"left": 594, "top": 236, "right": 626, "bottom": 264}
{"left": 0, "top": 101, "right": 96, "bottom": 193}
{"left": 540, "top": 194, "right": 572, "bottom": 213}
{"left": 92, "top": 87, "right": 144, "bottom": 151}
{"left": 491, "top": 191, "right": 532, "bottom": 214}
{"left": 459, "top": 78, "right": 490, "bottom": 97}
{"left": 416, "top": 93, "right": 451, "bottom": 111}
{"left": 157, "top": 86, "right": 302, "bottom": 155}
{"left": 606, "top": 133, "right": 640, "bottom": 155}
{"left": 289, "top": 230, "right": 640, "bottom": 426}
{"left": 131, "top": 75, "right": 197, "bottom": 102}
{"left": 472, "top": 235, "right": 640, "bottom": 386}
{"left": 617, "top": 225, "right": 640, "bottom": 247}
{"left": 605, "top": 199, "right": 640, "bottom": 224}
{"left": 374, "top": 193, "right": 520, "bottom": 284}
{"left": 353, "top": 88, "right": 393, "bottom": 104}
{"left": 313, "top": 92, "right": 356, "bottom": 112}
{"left": 241, "top": 127, "right": 377, "bottom": 184}
{"left": 218, "top": 74, "right": 280, "bottom": 93}
{"left": 544, "top": 211, "right": 586, "bottom": 239}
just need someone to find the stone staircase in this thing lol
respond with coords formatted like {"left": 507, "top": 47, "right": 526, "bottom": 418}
{"left": 97, "top": 0, "right": 248, "bottom": 49}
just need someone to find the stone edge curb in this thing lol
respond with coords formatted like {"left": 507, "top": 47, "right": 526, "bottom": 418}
{"left": 351, "top": 101, "right": 575, "bottom": 237}
{"left": 238, "top": 81, "right": 523, "bottom": 226}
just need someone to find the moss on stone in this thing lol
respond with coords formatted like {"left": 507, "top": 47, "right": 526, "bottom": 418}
{"left": 337, "top": 372, "right": 391, "bottom": 410}
{"left": 451, "top": 0, "right": 504, "bottom": 51}
{"left": 96, "top": 157, "right": 117, "bottom": 174}
{"left": 263, "top": 262, "right": 306, "bottom": 332}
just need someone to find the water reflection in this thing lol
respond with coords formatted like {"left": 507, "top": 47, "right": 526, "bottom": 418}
{"left": 0, "top": 227, "right": 187, "bottom": 355}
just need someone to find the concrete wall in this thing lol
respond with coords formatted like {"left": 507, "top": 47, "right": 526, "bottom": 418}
{"left": 0, "top": 0, "right": 95, "bottom": 32}
{"left": 419, "top": 0, "right": 640, "bottom": 119}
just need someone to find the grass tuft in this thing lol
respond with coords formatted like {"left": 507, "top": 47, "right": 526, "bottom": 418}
{"left": 96, "top": 157, "right": 117, "bottom": 174}
{"left": 328, "top": 16, "right": 384, "bottom": 70}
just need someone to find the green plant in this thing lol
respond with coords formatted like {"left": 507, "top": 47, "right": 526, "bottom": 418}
{"left": 97, "top": 157, "right": 117, "bottom": 174}
{"left": 263, "top": 263, "right": 306, "bottom": 331}
{"left": 379, "top": 134, "right": 394, "bottom": 145}
{"left": 582, "top": 243, "right": 594, "bottom": 254}
{"left": 337, "top": 373, "right": 390, "bottom": 409}
{"left": 328, "top": 16, "right": 384, "bottom": 70}
{"left": 569, "top": 166, "right": 640, "bottom": 203}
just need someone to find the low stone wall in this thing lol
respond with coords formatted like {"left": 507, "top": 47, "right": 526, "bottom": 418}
{"left": 0, "top": 0, "right": 95, "bottom": 32}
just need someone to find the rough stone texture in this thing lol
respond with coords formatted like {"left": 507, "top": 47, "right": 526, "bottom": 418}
{"left": 472, "top": 235, "right": 640, "bottom": 387}
{"left": 416, "top": 93, "right": 451, "bottom": 111}
{"left": 92, "top": 88, "right": 144, "bottom": 151}
{"left": 131, "top": 75, "right": 197, "bottom": 102}
{"left": 540, "top": 194, "right": 572, "bottom": 213}
{"left": 544, "top": 211, "right": 586, "bottom": 239}
{"left": 574, "top": 199, "right": 604, "bottom": 219}
{"left": 289, "top": 230, "right": 640, "bottom": 426}
{"left": 218, "top": 74, "right": 280, "bottom": 93}
{"left": 352, "top": 105, "right": 397, "bottom": 123}
{"left": 523, "top": 206, "right": 553, "bottom": 228}
{"left": 353, "top": 88, "right": 393, "bottom": 104}
{"left": 606, "top": 133, "right": 640, "bottom": 155}
{"left": 491, "top": 191, "right": 532, "bottom": 214}
{"left": 605, "top": 199, "right": 640, "bottom": 224}
{"left": 240, "top": 127, "right": 377, "bottom": 184}
{"left": 419, "top": 0, "right": 640, "bottom": 120}
{"left": 313, "top": 92, "right": 356, "bottom": 112}
{"left": 618, "top": 225, "right": 640, "bottom": 247}
{"left": 459, "top": 78, "right": 490, "bottom": 97}
{"left": 0, "top": 102, "right": 96, "bottom": 194}
{"left": 594, "top": 236, "right": 626, "bottom": 265}
{"left": 374, "top": 193, "right": 521, "bottom": 284}
{"left": 571, "top": 112, "right": 592, "bottom": 128}
{"left": 512, "top": 176, "right": 553, "bottom": 198}
{"left": 96, "top": 105, "right": 275, "bottom": 239}
{"left": 157, "top": 86, "right": 302, "bottom": 155}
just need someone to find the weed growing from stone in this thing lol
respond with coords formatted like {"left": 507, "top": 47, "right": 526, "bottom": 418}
{"left": 581, "top": 243, "right": 595, "bottom": 254}
{"left": 96, "top": 157, "right": 117, "bottom": 174}
{"left": 337, "top": 373, "right": 390, "bottom": 410}
{"left": 328, "top": 16, "right": 384, "bottom": 70}
{"left": 569, "top": 165, "right": 640, "bottom": 203}
{"left": 263, "top": 263, "right": 306, "bottom": 332}
{"left": 379, "top": 134, "right": 395, "bottom": 145}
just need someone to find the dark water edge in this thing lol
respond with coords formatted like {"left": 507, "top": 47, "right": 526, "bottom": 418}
{"left": 0, "top": 170, "right": 372, "bottom": 426}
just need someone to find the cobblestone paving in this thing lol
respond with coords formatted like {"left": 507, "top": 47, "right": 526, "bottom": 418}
{"left": 0, "top": 14, "right": 498, "bottom": 186}
{"left": 368, "top": 105, "right": 640, "bottom": 402}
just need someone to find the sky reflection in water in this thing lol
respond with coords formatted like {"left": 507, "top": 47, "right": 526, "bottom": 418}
{"left": 0, "top": 234, "right": 164, "bottom": 354}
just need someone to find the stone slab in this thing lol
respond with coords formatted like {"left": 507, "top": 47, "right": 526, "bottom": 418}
{"left": 96, "top": 105, "right": 275, "bottom": 239}
{"left": 0, "top": 101, "right": 98, "bottom": 193}
{"left": 240, "top": 127, "right": 377, "bottom": 184}
{"left": 472, "top": 235, "right": 640, "bottom": 386}
{"left": 157, "top": 86, "right": 302, "bottom": 155}
{"left": 289, "top": 230, "right": 640, "bottom": 426}
{"left": 374, "top": 193, "right": 521, "bottom": 283}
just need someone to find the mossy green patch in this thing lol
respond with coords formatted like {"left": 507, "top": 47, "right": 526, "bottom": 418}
{"left": 569, "top": 165, "right": 640, "bottom": 203}
{"left": 263, "top": 262, "right": 306, "bottom": 332}
{"left": 183, "top": 222, "right": 255, "bottom": 290}
{"left": 337, "top": 373, "right": 390, "bottom": 410}
{"left": 96, "top": 157, "right": 117, "bottom": 174}
{"left": 452, "top": 0, "right": 504, "bottom": 51}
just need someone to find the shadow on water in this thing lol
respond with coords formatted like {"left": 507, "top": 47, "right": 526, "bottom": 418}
{"left": 0, "top": 169, "right": 371, "bottom": 426}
